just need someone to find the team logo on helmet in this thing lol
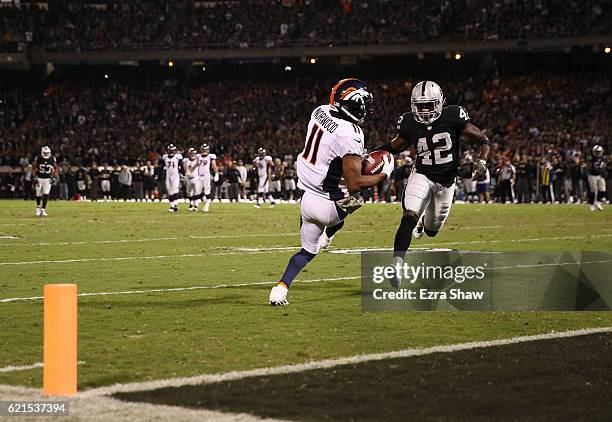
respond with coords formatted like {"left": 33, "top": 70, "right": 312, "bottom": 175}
{"left": 329, "top": 78, "right": 374, "bottom": 125}
{"left": 411, "top": 81, "right": 444, "bottom": 125}
{"left": 167, "top": 144, "right": 177, "bottom": 156}
{"left": 41, "top": 146, "right": 52, "bottom": 159}
{"left": 593, "top": 145, "right": 604, "bottom": 157}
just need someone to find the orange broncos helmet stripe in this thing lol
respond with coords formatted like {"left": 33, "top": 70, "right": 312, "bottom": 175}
{"left": 329, "top": 78, "right": 361, "bottom": 107}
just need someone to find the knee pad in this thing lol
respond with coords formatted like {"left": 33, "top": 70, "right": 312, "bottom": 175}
{"left": 424, "top": 227, "right": 438, "bottom": 237}
{"left": 401, "top": 210, "right": 419, "bottom": 228}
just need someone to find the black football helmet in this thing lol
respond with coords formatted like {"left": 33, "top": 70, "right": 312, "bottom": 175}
{"left": 329, "top": 78, "right": 374, "bottom": 125}
{"left": 187, "top": 147, "right": 197, "bottom": 159}
{"left": 200, "top": 143, "right": 210, "bottom": 155}
{"left": 258, "top": 147, "right": 266, "bottom": 158}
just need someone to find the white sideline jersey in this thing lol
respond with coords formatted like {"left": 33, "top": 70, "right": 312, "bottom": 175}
{"left": 197, "top": 153, "right": 217, "bottom": 177}
{"left": 183, "top": 157, "right": 199, "bottom": 177}
{"left": 162, "top": 153, "right": 183, "bottom": 177}
{"left": 254, "top": 156, "right": 273, "bottom": 179}
{"left": 297, "top": 105, "right": 365, "bottom": 200}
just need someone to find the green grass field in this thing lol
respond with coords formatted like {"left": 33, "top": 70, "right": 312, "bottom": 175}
{"left": 0, "top": 200, "right": 611, "bottom": 390}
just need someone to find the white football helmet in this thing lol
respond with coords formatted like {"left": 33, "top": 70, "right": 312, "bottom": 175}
{"left": 41, "top": 146, "right": 52, "bottom": 159}
{"left": 411, "top": 81, "right": 444, "bottom": 124}
{"left": 593, "top": 145, "right": 604, "bottom": 157}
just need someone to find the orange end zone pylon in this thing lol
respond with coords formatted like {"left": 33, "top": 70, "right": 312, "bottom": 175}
{"left": 43, "top": 284, "right": 77, "bottom": 395}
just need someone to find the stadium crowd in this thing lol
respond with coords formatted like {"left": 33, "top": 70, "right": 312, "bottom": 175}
{"left": 1, "top": 71, "right": 610, "bottom": 204}
{"left": 1, "top": 0, "right": 610, "bottom": 52}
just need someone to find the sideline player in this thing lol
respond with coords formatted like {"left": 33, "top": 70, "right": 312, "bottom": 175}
{"left": 33, "top": 146, "right": 57, "bottom": 216}
{"left": 270, "top": 158, "right": 283, "bottom": 201}
{"left": 183, "top": 148, "right": 201, "bottom": 211}
{"left": 253, "top": 148, "right": 275, "bottom": 208}
{"left": 162, "top": 144, "right": 183, "bottom": 212}
{"left": 269, "top": 78, "right": 393, "bottom": 306}
{"left": 197, "top": 143, "right": 218, "bottom": 213}
{"left": 379, "top": 81, "right": 490, "bottom": 287}
{"left": 588, "top": 145, "right": 606, "bottom": 211}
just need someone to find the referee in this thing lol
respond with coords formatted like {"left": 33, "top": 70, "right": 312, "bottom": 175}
{"left": 498, "top": 156, "right": 516, "bottom": 203}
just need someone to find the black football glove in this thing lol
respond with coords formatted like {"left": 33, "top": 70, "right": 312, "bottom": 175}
{"left": 472, "top": 159, "right": 487, "bottom": 181}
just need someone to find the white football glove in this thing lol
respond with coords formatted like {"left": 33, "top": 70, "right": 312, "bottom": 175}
{"left": 472, "top": 159, "right": 487, "bottom": 180}
{"left": 381, "top": 154, "right": 394, "bottom": 179}
{"left": 213, "top": 173, "right": 220, "bottom": 182}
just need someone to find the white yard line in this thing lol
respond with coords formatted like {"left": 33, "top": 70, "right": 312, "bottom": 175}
{"left": 3, "top": 233, "right": 610, "bottom": 265}
{"left": 0, "top": 232, "right": 300, "bottom": 247}
{"left": 2, "top": 254, "right": 610, "bottom": 304}
{"left": 79, "top": 326, "right": 612, "bottom": 397}
{"left": 0, "top": 276, "right": 360, "bottom": 303}
{"left": 0, "top": 361, "right": 85, "bottom": 373}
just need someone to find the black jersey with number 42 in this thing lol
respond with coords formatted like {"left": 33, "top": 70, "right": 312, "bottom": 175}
{"left": 397, "top": 105, "right": 470, "bottom": 185}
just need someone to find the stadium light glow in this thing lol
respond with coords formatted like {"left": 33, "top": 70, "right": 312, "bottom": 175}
{"left": 202, "top": 66, "right": 206, "bottom": 71}
{"left": 168, "top": 61, "right": 174, "bottom": 67}
{"left": 104, "top": 74, "right": 109, "bottom": 79}
{"left": 310, "top": 58, "right": 317, "bottom": 64}
{"left": 285, "top": 65, "right": 292, "bottom": 71}
{"left": 605, "top": 46, "right": 611, "bottom": 54}
{"left": 454, "top": 52, "right": 462, "bottom": 60}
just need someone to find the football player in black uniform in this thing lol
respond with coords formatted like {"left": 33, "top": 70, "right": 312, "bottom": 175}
{"left": 587, "top": 145, "right": 606, "bottom": 211}
{"left": 32, "top": 146, "right": 57, "bottom": 216}
{"left": 380, "top": 81, "right": 490, "bottom": 286}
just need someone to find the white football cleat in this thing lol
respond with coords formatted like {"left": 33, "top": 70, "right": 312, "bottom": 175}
{"left": 413, "top": 217, "right": 424, "bottom": 239}
{"left": 590, "top": 205, "right": 596, "bottom": 212}
{"left": 35, "top": 207, "right": 41, "bottom": 217}
{"left": 40, "top": 209, "right": 48, "bottom": 217}
{"left": 596, "top": 203, "right": 604, "bottom": 211}
{"left": 168, "top": 206, "right": 178, "bottom": 213}
{"left": 269, "top": 283, "right": 288, "bottom": 306}
{"left": 319, "top": 232, "right": 334, "bottom": 249}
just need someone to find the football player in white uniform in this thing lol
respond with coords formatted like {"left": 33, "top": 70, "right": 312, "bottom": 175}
{"left": 269, "top": 78, "right": 394, "bottom": 306}
{"left": 183, "top": 148, "right": 201, "bottom": 211}
{"left": 379, "top": 81, "right": 490, "bottom": 287}
{"left": 197, "top": 143, "right": 218, "bottom": 213}
{"left": 162, "top": 144, "right": 183, "bottom": 212}
{"left": 253, "top": 148, "right": 276, "bottom": 208}
{"left": 33, "top": 146, "right": 57, "bottom": 216}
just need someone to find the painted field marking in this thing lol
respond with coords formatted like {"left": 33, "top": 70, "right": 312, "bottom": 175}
{"left": 79, "top": 326, "right": 612, "bottom": 397}
{"left": 0, "top": 361, "right": 85, "bottom": 373}
{"left": 2, "top": 256, "right": 610, "bottom": 304}
{"left": 0, "top": 276, "right": 360, "bottom": 303}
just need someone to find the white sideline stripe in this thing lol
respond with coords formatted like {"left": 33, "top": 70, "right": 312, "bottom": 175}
{"left": 0, "top": 361, "right": 85, "bottom": 373}
{"left": 0, "top": 276, "right": 360, "bottom": 303}
{"left": 80, "top": 326, "right": 612, "bottom": 397}
{"left": 0, "top": 236, "right": 19, "bottom": 239}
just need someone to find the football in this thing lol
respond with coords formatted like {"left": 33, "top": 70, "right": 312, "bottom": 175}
{"left": 362, "top": 150, "right": 392, "bottom": 175}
